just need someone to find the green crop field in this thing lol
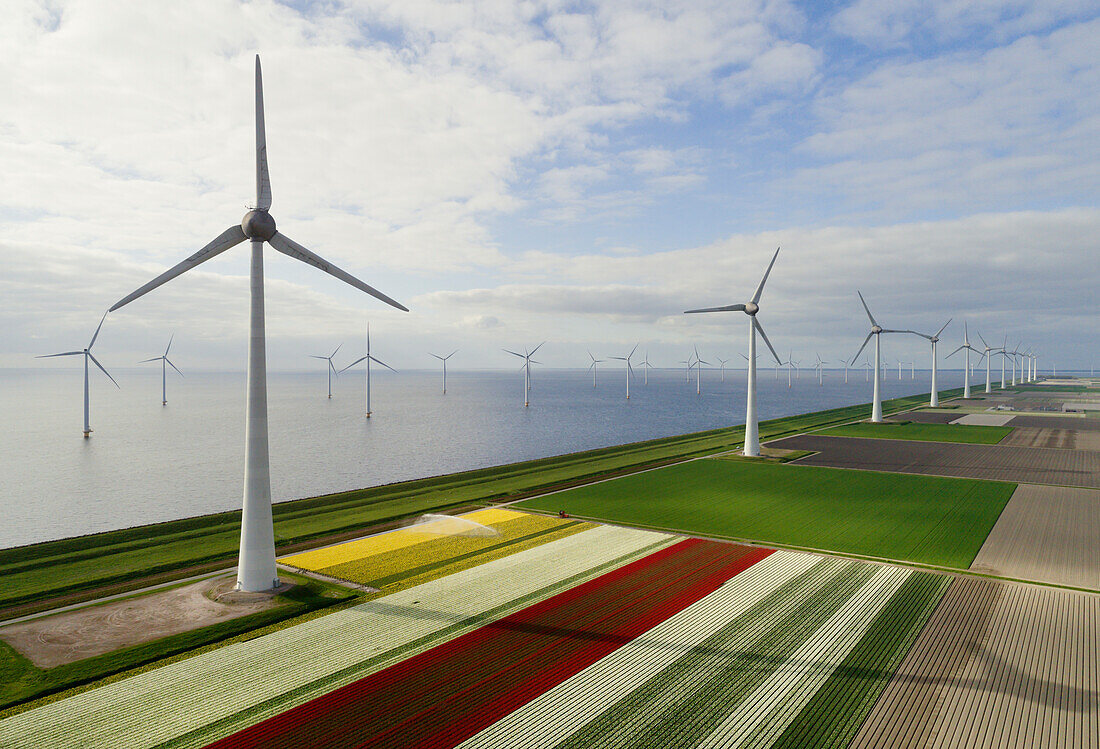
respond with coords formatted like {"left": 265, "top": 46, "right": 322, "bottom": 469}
{"left": 518, "top": 458, "right": 1015, "bottom": 569}
{"left": 816, "top": 421, "right": 1012, "bottom": 444}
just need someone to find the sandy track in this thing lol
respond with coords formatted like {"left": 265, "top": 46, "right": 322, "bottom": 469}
{"left": 0, "top": 576, "right": 283, "bottom": 668}
{"left": 970, "top": 484, "right": 1100, "bottom": 590}
{"left": 853, "top": 576, "right": 1099, "bottom": 748}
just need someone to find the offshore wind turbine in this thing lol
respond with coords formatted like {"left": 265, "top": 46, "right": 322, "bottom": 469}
{"left": 341, "top": 325, "right": 397, "bottom": 417}
{"left": 108, "top": 57, "right": 407, "bottom": 592}
{"left": 609, "top": 344, "right": 638, "bottom": 398}
{"left": 910, "top": 319, "right": 952, "bottom": 407}
{"left": 309, "top": 343, "right": 342, "bottom": 399}
{"left": 946, "top": 323, "right": 984, "bottom": 399}
{"left": 504, "top": 343, "right": 544, "bottom": 407}
{"left": 685, "top": 247, "right": 783, "bottom": 457}
{"left": 140, "top": 335, "right": 183, "bottom": 405}
{"left": 716, "top": 356, "right": 729, "bottom": 382}
{"left": 692, "top": 344, "right": 710, "bottom": 395}
{"left": 37, "top": 312, "right": 118, "bottom": 437}
{"left": 814, "top": 353, "right": 828, "bottom": 386}
{"left": 587, "top": 350, "right": 604, "bottom": 387}
{"left": 429, "top": 350, "right": 457, "bottom": 394}
{"left": 641, "top": 351, "right": 654, "bottom": 385}
{"left": 851, "top": 291, "right": 914, "bottom": 422}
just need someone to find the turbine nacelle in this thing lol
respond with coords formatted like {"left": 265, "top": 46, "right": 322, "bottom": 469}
{"left": 871, "top": 325, "right": 882, "bottom": 334}
{"left": 242, "top": 209, "right": 277, "bottom": 240}
{"left": 743, "top": 302, "right": 759, "bottom": 315}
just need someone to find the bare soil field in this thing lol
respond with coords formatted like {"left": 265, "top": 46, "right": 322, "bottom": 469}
{"left": 999, "top": 427, "right": 1100, "bottom": 451}
{"left": 1007, "top": 414, "right": 1100, "bottom": 430}
{"left": 853, "top": 576, "right": 1099, "bottom": 748}
{"left": 971, "top": 484, "right": 1100, "bottom": 590}
{"left": 890, "top": 412, "right": 959, "bottom": 424}
{"left": 772, "top": 434, "right": 1100, "bottom": 488}
{"left": 0, "top": 576, "right": 289, "bottom": 667}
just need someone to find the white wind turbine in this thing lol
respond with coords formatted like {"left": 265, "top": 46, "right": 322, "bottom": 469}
{"left": 109, "top": 57, "right": 407, "bottom": 592}
{"left": 429, "top": 350, "right": 457, "bottom": 394}
{"left": 909, "top": 319, "right": 952, "bottom": 407}
{"left": 851, "top": 291, "right": 914, "bottom": 422}
{"left": 716, "top": 356, "right": 730, "bottom": 382}
{"left": 641, "top": 351, "right": 655, "bottom": 385}
{"left": 504, "top": 343, "right": 544, "bottom": 407}
{"left": 862, "top": 360, "right": 872, "bottom": 381}
{"left": 976, "top": 332, "right": 1002, "bottom": 394}
{"left": 692, "top": 344, "right": 710, "bottom": 395}
{"left": 609, "top": 344, "right": 638, "bottom": 398}
{"left": 140, "top": 335, "right": 183, "bottom": 406}
{"left": 587, "top": 350, "right": 604, "bottom": 388}
{"left": 37, "top": 312, "right": 118, "bottom": 437}
{"left": 341, "top": 324, "right": 397, "bottom": 417}
{"left": 946, "top": 323, "right": 984, "bottom": 399}
{"left": 685, "top": 247, "right": 783, "bottom": 456}
{"left": 814, "top": 353, "right": 828, "bottom": 386}
{"left": 309, "top": 343, "right": 342, "bottom": 399}
{"left": 996, "top": 334, "right": 1009, "bottom": 388}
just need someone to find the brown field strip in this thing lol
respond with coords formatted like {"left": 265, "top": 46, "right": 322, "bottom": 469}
{"left": 997, "top": 427, "right": 1099, "bottom": 450}
{"left": 889, "top": 412, "right": 960, "bottom": 424}
{"left": 770, "top": 434, "right": 1100, "bottom": 488}
{"left": 971, "top": 485, "right": 1100, "bottom": 590}
{"left": 1008, "top": 415, "right": 1100, "bottom": 430}
{"left": 853, "top": 576, "right": 1099, "bottom": 748}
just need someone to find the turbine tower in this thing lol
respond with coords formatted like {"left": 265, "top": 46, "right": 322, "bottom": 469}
{"left": 504, "top": 343, "right": 544, "bottom": 407}
{"left": 716, "top": 356, "right": 730, "bottom": 382}
{"left": 851, "top": 291, "right": 913, "bottom": 422}
{"left": 587, "top": 350, "right": 604, "bottom": 387}
{"left": 946, "top": 323, "right": 984, "bottom": 399}
{"left": 685, "top": 247, "right": 782, "bottom": 457}
{"left": 37, "top": 312, "right": 118, "bottom": 437}
{"left": 910, "top": 319, "right": 952, "bottom": 407}
{"left": 429, "top": 350, "right": 457, "bottom": 394}
{"left": 641, "top": 351, "right": 654, "bottom": 385}
{"left": 309, "top": 343, "right": 342, "bottom": 399}
{"left": 341, "top": 324, "right": 397, "bottom": 417}
{"left": 140, "top": 335, "right": 183, "bottom": 405}
{"left": 692, "top": 344, "right": 710, "bottom": 395}
{"left": 109, "top": 57, "right": 407, "bottom": 592}
{"left": 609, "top": 344, "right": 638, "bottom": 398}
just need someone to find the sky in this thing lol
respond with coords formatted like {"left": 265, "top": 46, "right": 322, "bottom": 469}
{"left": 2, "top": 0, "right": 1098, "bottom": 373}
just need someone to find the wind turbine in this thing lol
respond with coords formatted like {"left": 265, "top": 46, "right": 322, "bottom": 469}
{"left": 946, "top": 323, "right": 984, "bottom": 399}
{"left": 997, "top": 334, "right": 1008, "bottom": 388}
{"left": 786, "top": 351, "right": 795, "bottom": 388}
{"left": 108, "top": 57, "right": 408, "bottom": 592}
{"left": 909, "top": 319, "right": 951, "bottom": 407}
{"left": 609, "top": 344, "right": 638, "bottom": 398}
{"left": 309, "top": 343, "right": 342, "bottom": 399}
{"left": 641, "top": 351, "right": 655, "bottom": 385}
{"left": 341, "top": 324, "right": 397, "bottom": 417}
{"left": 814, "top": 353, "right": 828, "bottom": 386}
{"left": 37, "top": 312, "right": 118, "bottom": 437}
{"left": 840, "top": 357, "right": 850, "bottom": 384}
{"left": 976, "top": 332, "right": 1002, "bottom": 394}
{"left": 140, "top": 335, "right": 183, "bottom": 405}
{"left": 851, "top": 291, "right": 914, "bottom": 422}
{"left": 684, "top": 247, "right": 782, "bottom": 457}
{"left": 1007, "top": 341, "right": 1023, "bottom": 386}
{"left": 504, "top": 343, "right": 544, "bottom": 407}
{"left": 587, "top": 350, "right": 604, "bottom": 387}
{"left": 692, "top": 344, "right": 710, "bottom": 395}
{"left": 862, "top": 360, "right": 872, "bottom": 382}
{"left": 716, "top": 356, "right": 729, "bottom": 382}
{"left": 429, "top": 350, "right": 457, "bottom": 394}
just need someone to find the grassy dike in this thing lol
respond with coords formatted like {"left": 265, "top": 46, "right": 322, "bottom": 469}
{"left": 0, "top": 387, "right": 969, "bottom": 620}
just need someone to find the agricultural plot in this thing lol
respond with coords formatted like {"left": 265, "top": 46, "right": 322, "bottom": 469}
{"left": 282, "top": 509, "right": 589, "bottom": 592}
{"left": 518, "top": 458, "right": 1014, "bottom": 569}
{"left": 889, "top": 411, "right": 959, "bottom": 424}
{"left": 852, "top": 576, "right": 1100, "bottom": 748}
{"left": 0, "top": 526, "right": 674, "bottom": 749}
{"left": 1008, "top": 414, "right": 1100, "bottom": 431}
{"left": 206, "top": 550, "right": 952, "bottom": 749}
{"left": 774, "top": 434, "right": 1100, "bottom": 488}
{"left": 971, "top": 484, "right": 1100, "bottom": 590}
{"left": 816, "top": 421, "right": 1012, "bottom": 444}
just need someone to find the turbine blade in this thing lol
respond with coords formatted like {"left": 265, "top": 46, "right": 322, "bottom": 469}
{"left": 754, "top": 318, "right": 782, "bottom": 364}
{"left": 36, "top": 351, "right": 84, "bottom": 358}
{"left": 139, "top": 357, "right": 162, "bottom": 363}
{"left": 430, "top": 353, "right": 443, "bottom": 360}
{"left": 329, "top": 359, "right": 338, "bottom": 376}
{"left": 852, "top": 331, "right": 873, "bottom": 362}
{"left": 308, "top": 355, "right": 329, "bottom": 360}
{"left": 166, "top": 358, "right": 184, "bottom": 377}
{"left": 945, "top": 345, "right": 964, "bottom": 358}
{"left": 936, "top": 318, "right": 952, "bottom": 338}
{"left": 751, "top": 247, "right": 780, "bottom": 304}
{"left": 338, "top": 356, "right": 367, "bottom": 373}
{"left": 88, "top": 311, "right": 108, "bottom": 349}
{"left": 268, "top": 232, "right": 408, "bottom": 311}
{"left": 447, "top": 350, "right": 458, "bottom": 359}
{"left": 255, "top": 55, "right": 272, "bottom": 211}
{"left": 529, "top": 341, "right": 546, "bottom": 356}
{"left": 977, "top": 330, "right": 989, "bottom": 349}
{"left": 110, "top": 225, "right": 248, "bottom": 312}
{"left": 330, "top": 343, "right": 342, "bottom": 359}
{"left": 684, "top": 303, "right": 745, "bottom": 314}
{"left": 87, "top": 352, "right": 120, "bottom": 388}
{"left": 368, "top": 355, "right": 397, "bottom": 373}
{"left": 856, "top": 290, "right": 878, "bottom": 327}
{"left": 502, "top": 349, "right": 524, "bottom": 358}
{"left": 629, "top": 343, "right": 638, "bottom": 359}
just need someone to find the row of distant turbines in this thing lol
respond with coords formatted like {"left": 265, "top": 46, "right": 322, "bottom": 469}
{"left": 30, "top": 56, "right": 1058, "bottom": 594}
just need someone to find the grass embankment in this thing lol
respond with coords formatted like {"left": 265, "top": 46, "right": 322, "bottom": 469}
{"left": 817, "top": 421, "right": 1012, "bottom": 444}
{"left": 1009, "top": 384, "right": 1094, "bottom": 392}
{"left": 518, "top": 458, "right": 1016, "bottom": 570}
{"left": 0, "top": 386, "right": 967, "bottom": 620}
{"left": 0, "top": 573, "right": 354, "bottom": 712}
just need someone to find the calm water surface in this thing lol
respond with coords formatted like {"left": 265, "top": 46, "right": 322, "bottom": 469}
{"left": 0, "top": 366, "right": 970, "bottom": 548}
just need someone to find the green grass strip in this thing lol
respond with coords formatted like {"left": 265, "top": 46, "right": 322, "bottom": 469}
{"left": 770, "top": 570, "right": 951, "bottom": 748}
{"left": 817, "top": 421, "right": 1013, "bottom": 444}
